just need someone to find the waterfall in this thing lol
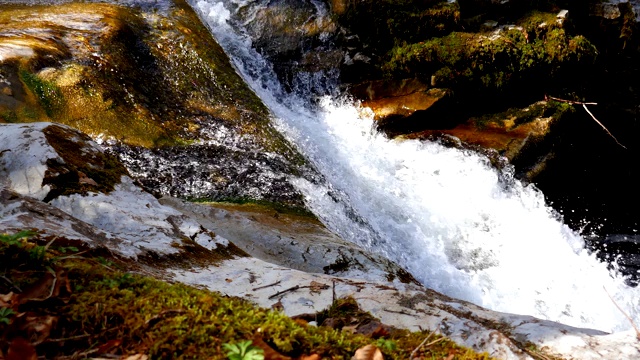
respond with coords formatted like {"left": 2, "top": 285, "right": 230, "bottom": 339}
{"left": 189, "top": 0, "right": 640, "bottom": 333}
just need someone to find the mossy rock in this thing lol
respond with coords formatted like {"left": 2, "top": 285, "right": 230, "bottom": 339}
{"left": 0, "top": 231, "right": 494, "bottom": 360}
{"left": 0, "top": 1, "right": 302, "bottom": 163}
{"left": 383, "top": 14, "right": 597, "bottom": 94}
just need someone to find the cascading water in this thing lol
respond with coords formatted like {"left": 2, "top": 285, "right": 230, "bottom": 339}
{"left": 189, "top": 0, "right": 640, "bottom": 333}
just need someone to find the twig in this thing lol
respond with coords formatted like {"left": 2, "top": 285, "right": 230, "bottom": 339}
{"left": 423, "top": 337, "right": 446, "bottom": 347}
{"left": 545, "top": 95, "right": 597, "bottom": 105}
{"left": 0, "top": 274, "right": 21, "bottom": 292}
{"left": 252, "top": 280, "right": 281, "bottom": 291}
{"left": 603, "top": 286, "right": 640, "bottom": 340}
{"left": 582, "top": 104, "right": 627, "bottom": 149}
{"left": 545, "top": 95, "right": 626, "bottom": 149}
{"left": 410, "top": 331, "right": 435, "bottom": 359}
{"left": 332, "top": 280, "right": 336, "bottom": 303}
{"left": 383, "top": 308, "right": 417, "bottom": 317}
{"left": 145, "top": 309, "right": 187, "bottom": 328}
{"left": 46, "top": 333, "right": 91, "bottom": 342}
{"left": 268, "top": 285, "right": 300, "bottom": 299}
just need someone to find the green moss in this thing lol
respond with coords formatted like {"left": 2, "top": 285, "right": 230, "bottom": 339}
{"left": 0, "top": 110, "right": 18, "bottom": 123}
{"left": 193, "top": 197, "right": 317, "bottom": 219}
{"left": 0, "top": 231, "right": 494, "bottom": 360}
{"left": 19, "top": 69, "right": 65, "bottom": 117}
{"left": 472, "top": 100, "right": 575, "bottom": 130}
{"left": 383, "top": 12, "right": 597, "bottom": 92}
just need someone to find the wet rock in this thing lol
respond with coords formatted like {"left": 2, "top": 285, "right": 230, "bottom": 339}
{"left": 0, "top": 122, "right": 230, "bottom": 258}
{"left": 160, "top": 197, "right": 419, "bottom": 284}
{"left": 349, "top": 78, "right": 451, "bottom": 126}
{"left": 0, "top": 1, "right": 311, "bottom": 207}
{"left": 172, "top": 256, "right": 640, "bottom": 360}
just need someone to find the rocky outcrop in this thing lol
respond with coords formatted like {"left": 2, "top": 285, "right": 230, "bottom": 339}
{"left": 0, "top": 0, "right": 312, "bottom": 207}
{"left": 3, "top": 121, "right": 640, "bottom": 360}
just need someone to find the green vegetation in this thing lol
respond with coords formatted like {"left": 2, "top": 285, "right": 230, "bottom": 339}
{"left": 0, "top": 230, "right": 494, "bottom": 359}
{"left": 223, "top": 340, "right": 264, "bottom": 360}
{"left": 19, "top": 69, "right": 65, "bottom": 117}
{"left": 384, "top": 22, "right": 597, "bottom": 91}
{"left": 471, "top": 100, "right": 575, "bottom": 130}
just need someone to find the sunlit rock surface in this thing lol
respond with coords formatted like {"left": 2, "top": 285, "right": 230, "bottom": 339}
{"left": 0, "top": 122, "right": 229, "bottom": 258}
{"left": 0, "top": 0, "right": 312, "bottom": 206}
{"left": 173, "top": 257, "right": 640, "bottom": 360}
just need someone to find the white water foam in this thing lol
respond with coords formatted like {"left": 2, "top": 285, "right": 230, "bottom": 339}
{"left": 190, "top": 0, "right": 640, "bottom": 332}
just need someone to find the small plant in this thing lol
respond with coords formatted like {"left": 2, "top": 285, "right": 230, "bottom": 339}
{"left": 375, "top": 337, "right": 397, "bottom": 352}
{"left": 0, "top": 307, "right": 15, "bottom": 325}
{"left": 0, "top": 230, "right": 36, "bottom": 247}
{"left": 222, "top": 340, "right": 264, "bottom": 360}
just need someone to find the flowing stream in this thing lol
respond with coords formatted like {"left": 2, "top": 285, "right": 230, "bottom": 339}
{"left": 188, "top": 0, "right": 640, "bottom": 333}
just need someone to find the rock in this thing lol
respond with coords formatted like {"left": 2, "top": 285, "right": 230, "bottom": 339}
{"left": 160, "top": 197, "right": 420, "bottom": 284}
{"left": 0, "top": 1, "right": 312, "bottom": 207}
{"left": 0, "top": 122, "right": 231, "bottom": 258}
{"left": 172, "top": 257, "right": 640, "bottom": 360}
{"left": 349, "top": 78, "right": 450, "bottom": 124}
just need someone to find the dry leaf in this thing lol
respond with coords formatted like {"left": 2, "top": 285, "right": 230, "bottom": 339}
{"left": 342, "top": 324, "right": 358, "bottom": 334}
{"left": 97, "top": 339, "right": 123, "bottom": 354}
{"left": 271, "top": 299, "right": 284, "bottom": 312}
{"left": 15, "top": 313, "right": 58, "bottom": 344}
{"left": 18, "top": 267, "right": 71, "bottom": 304}
{"left": 0, "top": 292, "right": 17, "bottom": 308}
{"left": 309, "top": 281, "right": 328, "bottom": 293}
{"left": 121, "top": 355, "right": 148, "bottom": 360}
{"left": 252, "top": 334, "right": 292, "bottom": 360}
{"left": 356, "top": 321, "right": 389, "bottom": 338}
{"left": 352, "top": 344, "right": 383, "bottom": 360}
{"left": 298, "top": 354, "right": 320, "bottom": 360}
{"left": 6, "top": 337, "right": 37, "bottom": 360}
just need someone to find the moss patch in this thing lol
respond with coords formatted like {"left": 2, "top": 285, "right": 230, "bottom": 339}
{"left": 383, "top": 10, "right": 597, "bottom": 94}
{"left": 0, "top": 231, "right": 493, "bottom": 359}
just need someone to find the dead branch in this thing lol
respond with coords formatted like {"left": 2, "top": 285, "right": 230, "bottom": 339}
{"left": 545, "top": 95, "right": 597, "bottom": 105}
{"left": 603, "top": 286, "right": 640, "bottom": 340}
{"left": 268, "top": 285, "right": 300, "bottom": 299}
{"left": 252, "top": 280, "right": 281, "bottom": 291}
{"left": 545, "top": 95, "right": 626, "bottom": 149}
{"left": 410, "top": 330, "right": 435, "bottom": 359}
{"left": 581, "top": 104, "right": 627, "bottom": 149}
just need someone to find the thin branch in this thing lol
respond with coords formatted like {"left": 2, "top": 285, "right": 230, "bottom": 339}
{"left": 582, "top": 104, "right": 627, "bottom": 149}
{"left": 268, "top": 285, "right": 300, "bottom": 299}
{"left": 0, "top": 275, "right": 21, "bottom": 292}
{"left": 410, "top": 331, "right": 435, "bottom": 359}
{"left": 603, "top": 286, "right": 640, "bottom": 340}
{"left": 545, "top": 95, "right": 597, "bottom": 105}
{"left": 252, "top": 280, "right": 281, "bottom": 291}
{"left": 545, "top": 95, "right": 626, "bottom": 149}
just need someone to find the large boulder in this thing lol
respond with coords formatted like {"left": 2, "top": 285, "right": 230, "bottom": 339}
{"left": 0, "top": 0, "right": 311, "bottom": 207}
{"left": 3, "top": 122, "right": 640, "bottom": 360}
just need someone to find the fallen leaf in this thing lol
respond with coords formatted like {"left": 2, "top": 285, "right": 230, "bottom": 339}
{"left": 225, "top": 278, "right": 233, "bottom": 283}
{"left": 252, "top": 334, "right": 292, "bottom": 360}
{"left": 17, "top": 267, "right": 71, "bottom": 304}
{"left": 14, "top": 313, "right": 58, "bottom": 344}
{"left": 0, "top": 292, "right": 17, "bottom": 308}
{"left": 352, "top": 344, "right": 383, "bottom": 360}
{"left": 271, "top": 299, "right": 284, "bottom": 312}
{"left": 121, "top": 355, "right": 148, "bottom": 360}
{"left": 298, "top": 354, "right": 320, "bottom": 360}
{"left": 97, "top": 339, "right": 122, "bottom": 354}
{"left": 309, "top": 281, "right": 328, "bottom": 293}
{"left": 342, "top": 324, "right": 358, "bottom": 334}
{"left": 356, "top": 321, "right": 389, "bottom": 338}
{"left": 6, "top": 337, "right": 37, "bottom": 360}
